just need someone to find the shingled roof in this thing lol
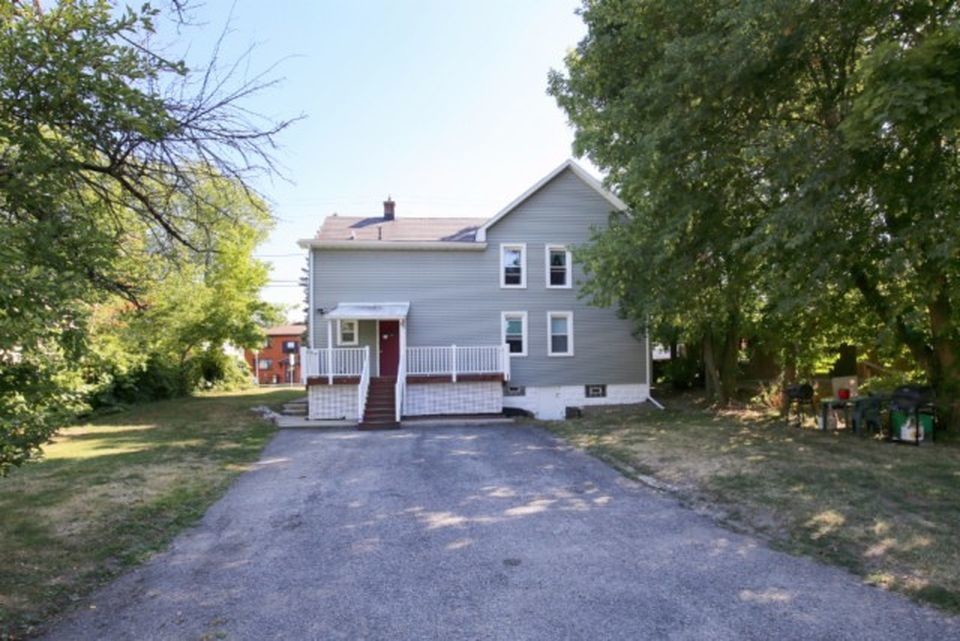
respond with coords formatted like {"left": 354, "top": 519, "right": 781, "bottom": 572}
{"left": 264, "top": 324, "right": 306, "bottom": 336}
{"left": 315, "top": 215, "right": 486, "bottom": 243}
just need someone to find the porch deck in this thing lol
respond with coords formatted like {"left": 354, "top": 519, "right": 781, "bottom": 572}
{"left": 300, "top": 344, "right": 510, "bottom": 425}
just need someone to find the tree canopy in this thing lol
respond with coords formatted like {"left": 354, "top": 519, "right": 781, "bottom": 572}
{"left": 550, "top": 0, "right": 960, "bottom": 416}
{"left": 0, "top": 1, "right": 293, "bottom": 474}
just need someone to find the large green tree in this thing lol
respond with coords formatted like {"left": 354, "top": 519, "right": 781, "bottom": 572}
{"left": 0, "top": 1, "right": 292, "bottom": 473}
{"left": 548, "top": 0, "right": 775, "bottom": 403}
{"left": 550, "top": 0, "right": 960, "bottom": 417}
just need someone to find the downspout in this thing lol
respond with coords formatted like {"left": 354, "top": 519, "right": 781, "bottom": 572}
{"left": 308, "top": 249, "right": 315, "bottom": 349}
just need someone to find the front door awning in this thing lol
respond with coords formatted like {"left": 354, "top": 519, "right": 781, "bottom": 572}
{"left": 324, "top": 302, "right": 410, "bottom": 320}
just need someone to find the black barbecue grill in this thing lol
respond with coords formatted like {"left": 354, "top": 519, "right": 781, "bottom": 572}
{"left": 785, "top": 383, "right": 815, "bottom": 428}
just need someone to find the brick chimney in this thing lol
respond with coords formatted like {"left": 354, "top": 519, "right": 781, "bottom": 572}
{"left": 383, "top": 196, "right": 395, "bottom": 221}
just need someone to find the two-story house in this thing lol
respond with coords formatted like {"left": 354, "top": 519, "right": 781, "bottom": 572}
{"left": 298, "top": 160, "right": 649, "bottom": 427}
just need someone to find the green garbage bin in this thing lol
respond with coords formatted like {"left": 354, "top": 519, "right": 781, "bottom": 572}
{"left": 891, "top": 410, "right": 934, "bottom": 441}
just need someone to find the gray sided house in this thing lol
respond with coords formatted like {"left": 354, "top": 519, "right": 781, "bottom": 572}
{"left": 298, "top": 160, "right": 649, "bottom": 426}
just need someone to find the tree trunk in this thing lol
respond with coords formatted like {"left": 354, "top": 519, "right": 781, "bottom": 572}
{"left": 703, "top": 325, "right": 740, "bottom": 406}
{"left": 718, "top": 322, "right": 739, "bottom": 405}
{"left": 928, "top": 282, "right": 960, "bottom": 430}
{"left": 779, "top": 347, "right": 798, "bottom": 416}
{"left": 703, "top": 334, "right": 721, "bottom": 402}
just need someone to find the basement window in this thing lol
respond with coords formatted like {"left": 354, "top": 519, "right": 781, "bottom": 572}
{"left": 585, "top": 384, "right": 607, "bottom": 398}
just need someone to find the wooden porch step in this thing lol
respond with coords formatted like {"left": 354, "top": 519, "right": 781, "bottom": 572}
{"left": 361, "top": 377, "right": 398, "bottom": 429}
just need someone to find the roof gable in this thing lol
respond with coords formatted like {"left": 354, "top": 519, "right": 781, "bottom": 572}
{"left": 475, "top": 159, "right": 627, "bottom": 242}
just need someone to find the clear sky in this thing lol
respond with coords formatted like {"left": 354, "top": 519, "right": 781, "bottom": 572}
{"left": 168, "top": 1, "right": 591, "bottom": 320}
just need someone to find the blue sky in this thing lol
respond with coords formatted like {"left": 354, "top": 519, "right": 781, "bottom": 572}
{"left": 168, "top": 1, "right": 591, "bottom": 319}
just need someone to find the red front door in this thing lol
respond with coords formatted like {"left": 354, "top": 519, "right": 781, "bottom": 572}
{"left": 379, "top": 320, "right": 400, "bottom": 377}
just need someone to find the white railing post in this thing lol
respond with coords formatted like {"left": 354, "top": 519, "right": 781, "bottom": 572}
{"left": 326, "top": 321, "right": 333, "bottom": 385}
{"left": 451, "top": 344, "right": 457, "bottom": 382}
{"left": 503, "top": 343, "right": 511, "bottom": 381}
{"left": 299, "top": 347, "right": 306, "bottom": 384}
{"left": 358, "top": 346, "right": 370, "bottom": 422}
{"left": 395, "top": 346, "right": 406, "bottom": 423}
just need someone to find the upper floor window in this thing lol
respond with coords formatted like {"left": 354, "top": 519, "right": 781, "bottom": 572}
{"left": 282, "top": 340, "right": 298, "bottom": 353}
{"left": 500, "top": 243, "right": 527, "bottom": 288}
{"left": 258, "top": 358, "right": 273, "bottom": 370}
{"left": 338, "top": 320, "right": 358, "bottom": 346}
{"left": 502, "top": 311, "right": 528, "bottom": 357}
{"left": 547, "top": 311, "right": 574, "bottom": 356}
{"left": 546, "top": 245, "right": 572, "bottom": 288}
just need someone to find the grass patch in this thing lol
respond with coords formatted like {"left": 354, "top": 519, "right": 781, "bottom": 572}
{"left": 545, "top": 396, "right": 960, "bottom": 614}
{"left": 0, "top": 387, "right": 303, "bottom": 639}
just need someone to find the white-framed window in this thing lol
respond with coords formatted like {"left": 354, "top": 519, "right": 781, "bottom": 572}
{"left": 258, "top": 358, "right": 272, "bottom": 370}
{"left": 547, "top": 311, "right": 574, "bottom": 357}
{"left": 545, "top": 244, "right": 572, "bottom": 288}
{"left": 585, "top": 384, "right": 607, "bottom": 398}
{"left": 500, "top": 243, "right": 527, "bottom": 288}
{"left": 337, "top": 320, "right": 358, "bottom": 346}
{"left": 501, "top": 311, "right": 528, "bottom": 357}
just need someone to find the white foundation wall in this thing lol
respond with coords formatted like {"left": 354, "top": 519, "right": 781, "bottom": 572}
{"left": 404, "top": 382, "right": 502, "bottom": 416}
{"left": 503, "top": 384, "right": 649, "bottom": 420}
{"left": 308, "top": 384, "right": 358, "bottom": 420}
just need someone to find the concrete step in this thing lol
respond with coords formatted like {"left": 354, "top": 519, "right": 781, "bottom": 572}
{"left": 281, "top": 402, "right": 307, "bottom": 416}
{"left": 359, "top": 421, "right": 399, "bottom": 430}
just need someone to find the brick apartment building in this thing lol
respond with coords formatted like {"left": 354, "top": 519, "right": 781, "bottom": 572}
{"left": 245, "top": 324, "right": 306, "bottom": 385}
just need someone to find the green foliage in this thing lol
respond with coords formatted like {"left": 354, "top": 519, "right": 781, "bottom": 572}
{"left": 0, "top": 1, "right": 290, "bottom": 473}
{"left": 551, "top": 1, "right": 960, "bottom": 419}
{"left": 83, "top": 178, "right": 278, "bottom": 407}
{"left": 187, "top": 351, "right": 255, "bottom": 392}
{"left": 661, "top": 353, "right": 701, "bottom": 391}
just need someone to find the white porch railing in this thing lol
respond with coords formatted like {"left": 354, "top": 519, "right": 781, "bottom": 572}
{"left": 406, "top": 344, "right": 510, "bottom": 381}
{"left": 357, "top": 346, "right": 371, "bottom": 421}
{"left": 300, "top": 347, "right": 368, "bottom": 383}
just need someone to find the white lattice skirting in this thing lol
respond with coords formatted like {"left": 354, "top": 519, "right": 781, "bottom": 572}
{"left": 404, "top": 382, "right": 503, "bottom": 416}
{"left": 308, "top": 384, "right": 358, "bottom": 420}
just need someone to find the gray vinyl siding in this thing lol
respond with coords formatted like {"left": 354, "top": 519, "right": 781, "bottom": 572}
{"left": 310, "top": 167, "right": 647, "bottom": 386}
{"left": 357, "top": 320, "right": 379, "bottom": 377}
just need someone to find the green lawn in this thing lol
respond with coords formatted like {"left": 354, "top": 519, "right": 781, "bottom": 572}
{"left": 545, "top": 397, "right": 960, "bottom": 614}
{"left": 0, "top": 388, "right": 302, "bottom": 639}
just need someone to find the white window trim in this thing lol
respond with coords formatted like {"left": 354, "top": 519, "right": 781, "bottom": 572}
{"left": 337, "top": 319, "right": 358, "bottom": 346}
{"left": 547, "top": 311, "right": 574, "bottom": 357}
{"left": 501, "top": 311, "right": 528, "bottom": 357}
{"left": 500, "top": 243, "right": 527, "bottom": 289}
{"left": 545, "top": 244, "right": 572, "bottom": 289}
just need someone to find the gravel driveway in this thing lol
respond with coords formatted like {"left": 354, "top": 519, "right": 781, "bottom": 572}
{"left": 42, "top": 423, "right": 957, "bottom": 640}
